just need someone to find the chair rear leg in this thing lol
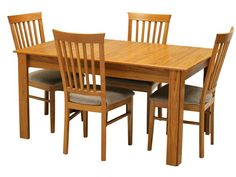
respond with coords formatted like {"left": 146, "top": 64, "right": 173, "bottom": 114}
{"left": 127, "top": 97, "right": 133, "bottom": 145}
{"left": 204, "top": 108, "right": 210, "bottom": 135}
{"left": 147, "top": 101, "right": 155, "bottom": 151}
{"left": 199, "top": 110, "right": 205, "bottom": 158}
{"left": 157, "top": 83, "right": 162, "bottom": 118}
{"left": 210, "top": 103, "right": 214, "bottom": 145}
{"left": 101, "top": 111, "right": 107, "bottom": 161}
{"left": 44, "top": 91, "right": 49, "bottom": 115}
{"left": 63, "top": 107, "right": 70, "bottom": 154}
{"left": 146, "top": 90, "right": 152, "bottom": 134}
{"left": 50, "top": 90, "right": 55, "bottom": 133}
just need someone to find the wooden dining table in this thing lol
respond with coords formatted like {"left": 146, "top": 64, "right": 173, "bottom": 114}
{"left": 15, "top": 39, "right": 212, "bottom": 166}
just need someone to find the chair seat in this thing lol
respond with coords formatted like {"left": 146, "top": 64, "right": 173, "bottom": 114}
{"left": 70, "top": 87, "right": 134, "bottom": 106}
{"left": 106, "top": 77, "right": 156, "bottom": 90}
{"left": 150, "top": 84, "right": 213, "bottom": 105}
{"left": 29, "top": 69, "right": 62, "bottom": 86}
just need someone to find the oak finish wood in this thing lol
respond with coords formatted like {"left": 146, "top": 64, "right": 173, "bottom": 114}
{"left": 53, "top": 30, "right": 134, "bottom": 161}
{"left": 8, "top": 12, "right": 62, "bottom": 134}
{"left": 107, "top": 13, "right": 171, "bottom": 133}
{"left": 147, "top": 27, "right": 234, "bottom": 159}
{"left": 16, "top": 37, "right": 212, "bottom": 165}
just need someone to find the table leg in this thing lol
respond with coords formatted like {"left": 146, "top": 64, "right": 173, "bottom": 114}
{"left": 166, "top": 70, "right": 185, "bottom": 166}
{"left": 18, "top": 54, "right": 30, "bottom": 139}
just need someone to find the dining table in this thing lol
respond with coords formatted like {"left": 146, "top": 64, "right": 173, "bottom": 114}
{"left": 15, "top": 39, "right": 212, "bottom": 166}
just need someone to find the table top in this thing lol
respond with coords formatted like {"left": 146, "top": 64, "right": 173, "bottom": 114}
{"left": 16, "top": 39, "right": 212, "bottom": 71}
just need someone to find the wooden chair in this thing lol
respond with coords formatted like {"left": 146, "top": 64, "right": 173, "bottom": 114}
{"left": 53, "top": 30, "right": 134, "bottom": 161}
{"left": 106, "top": 12, "right": 171, "bottom": 133}
{"left": 147, "top": 27, "right": 234, "bottom": 158}
{"left": 8, "top": 12, "right": 62, "bottom": 133}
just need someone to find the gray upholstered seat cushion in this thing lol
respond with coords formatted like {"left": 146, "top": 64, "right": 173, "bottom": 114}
{"left": 70, "top": 87, "right": 134, "bottom": 106}
{"left": 150, "top": 84, "right": 212, "bottom": 105}
{"left": 106, "top": 77, "right": 155, "bottom": 88}
{"left": 29, "top": 69, "right": 62, "bottom": 86}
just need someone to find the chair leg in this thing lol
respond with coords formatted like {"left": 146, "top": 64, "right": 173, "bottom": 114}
{"left": 210, "top": 103, "right": 214, "bottom": 145}
{"left": 63, "top": 107, "right": 70, "bottom": 154}
{"left": 50, "top": 90, "right": 55, "bottom": 133}
{"left": 127, "top": 97, "right": 133, "bottom": 145}
{"left": 204, "top": 108, "right": 210, "bottom": 135}
{"left": 199, "top": 110, "right": 205, "bottom": 158}
{"left": 166, "top": 110, "right": 168, "bottom": 135}
{"left": 82, "top": 111, "right": 88, "bottom": 138}
{"left": 146, "top": 90, "right": 152, "bottom": 134}
{"left": 44, "top": 91, "right": 49, "bottom": 115}
{"left": 147, "top": 101, "right": 155, "bottom": 151}
{"left": 157, "top": 83, "right": 162, "bottom": 118}
{"left": 101, "top": 111, "right": 107, "bottom": 161}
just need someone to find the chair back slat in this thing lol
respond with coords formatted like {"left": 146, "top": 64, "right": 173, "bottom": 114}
{"left": 157, "top": 22, "right": 163, "bottom": 43}
{"left": 201, "top": 27, "right": 234, "bottom": 102}
{"left": 147, "top": 21, "right": 151, "bottom": 43}
{"left": 27, "top": 21, "right": 34, "bottom": 45}
{"left": 127, "top": 12, "right": 171, "bottom": 44}
{"left": 75, "top": 43, "right": 84, "bottom": 90}
{"left": 8, "top": 12, "right": 45, "bottom": 50}
{"left": 53, "top": 30, "right": 106, "bottom": 100}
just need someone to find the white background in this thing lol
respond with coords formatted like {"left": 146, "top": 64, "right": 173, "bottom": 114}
{"left": 0, "top": 0, "right": 236, "bottom": 176}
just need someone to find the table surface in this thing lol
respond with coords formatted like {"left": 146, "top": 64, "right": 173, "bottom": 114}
{"left": 16, "top": 39, "right": 212, "bottom": 71}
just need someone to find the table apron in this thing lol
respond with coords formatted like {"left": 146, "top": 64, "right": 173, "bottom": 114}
{"left": 28, "top": 55, "right": 170, "bottom": 83}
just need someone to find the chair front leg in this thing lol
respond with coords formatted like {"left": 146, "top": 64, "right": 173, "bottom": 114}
{"left": 82, "top": 111, "right": 88, "bottom": 138}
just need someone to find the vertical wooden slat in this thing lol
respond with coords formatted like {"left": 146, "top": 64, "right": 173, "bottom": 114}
{"left": 83, "top": 43, "right": 90, "bottom": 91}
{"left": 157, "top": 22, "right": 163, "bottom": 44}
{"left": 33, "top": 20, "right": 39, "bottom": 44}
{"left": 10, "top": 24, "right": 21, "bottom": 49}
{"left": 62, "top": 41, "right": 73, "bottom": 88}
{"left": 90, "top": 43, "right": 96, "bottom": 91}
{"left": 18, "top": 22, "right": 26, "bottom": 48}
{"left": 27, "top": 21, "right": 34, "bottom": 46}
{"left": 38, "top": 19, "right": 45, "bottom": 43}
{"left": 208, "top": 43, "right": 221, "bottom": 90}
{"left": 127, "top": 19, "right": 132, "bottom": 41}
{"left": 22, "top": 22, "right": 30, "bottom": 47}
{"left": 75, "top": 43, "right": 84, "bottom": 90}
{"left": 141, "top": 21, "right": 145, "bottom": 42}
{"left": 147, "top": 21, "right": 151, "bottom": 43}
{"left": 152, "top": 22, "right": 157, "bottom": 43}
{"left": 162, "top": 22, "right": 170, "bottom": 44}
{"left": 211, "top": 43, "right": 229, "bottom": 89}
{"left": 68, "top": 42, "right": 78, "bottom": 89}
{"left": 135, "top": 20, "right": 139, "bottom": 42}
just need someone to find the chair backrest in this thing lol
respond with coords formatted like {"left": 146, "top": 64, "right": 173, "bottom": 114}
{"left": 127, "top": 12, "right": 171, "bottom": 44}
{"left": 201, "top": 27, "right": 234, "bottom": 103}
{"left": 53, "top": 30, "right": 106, "bottom": 104}
{"left": 8, "top": 12, "right": 45, "bottom": 50}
